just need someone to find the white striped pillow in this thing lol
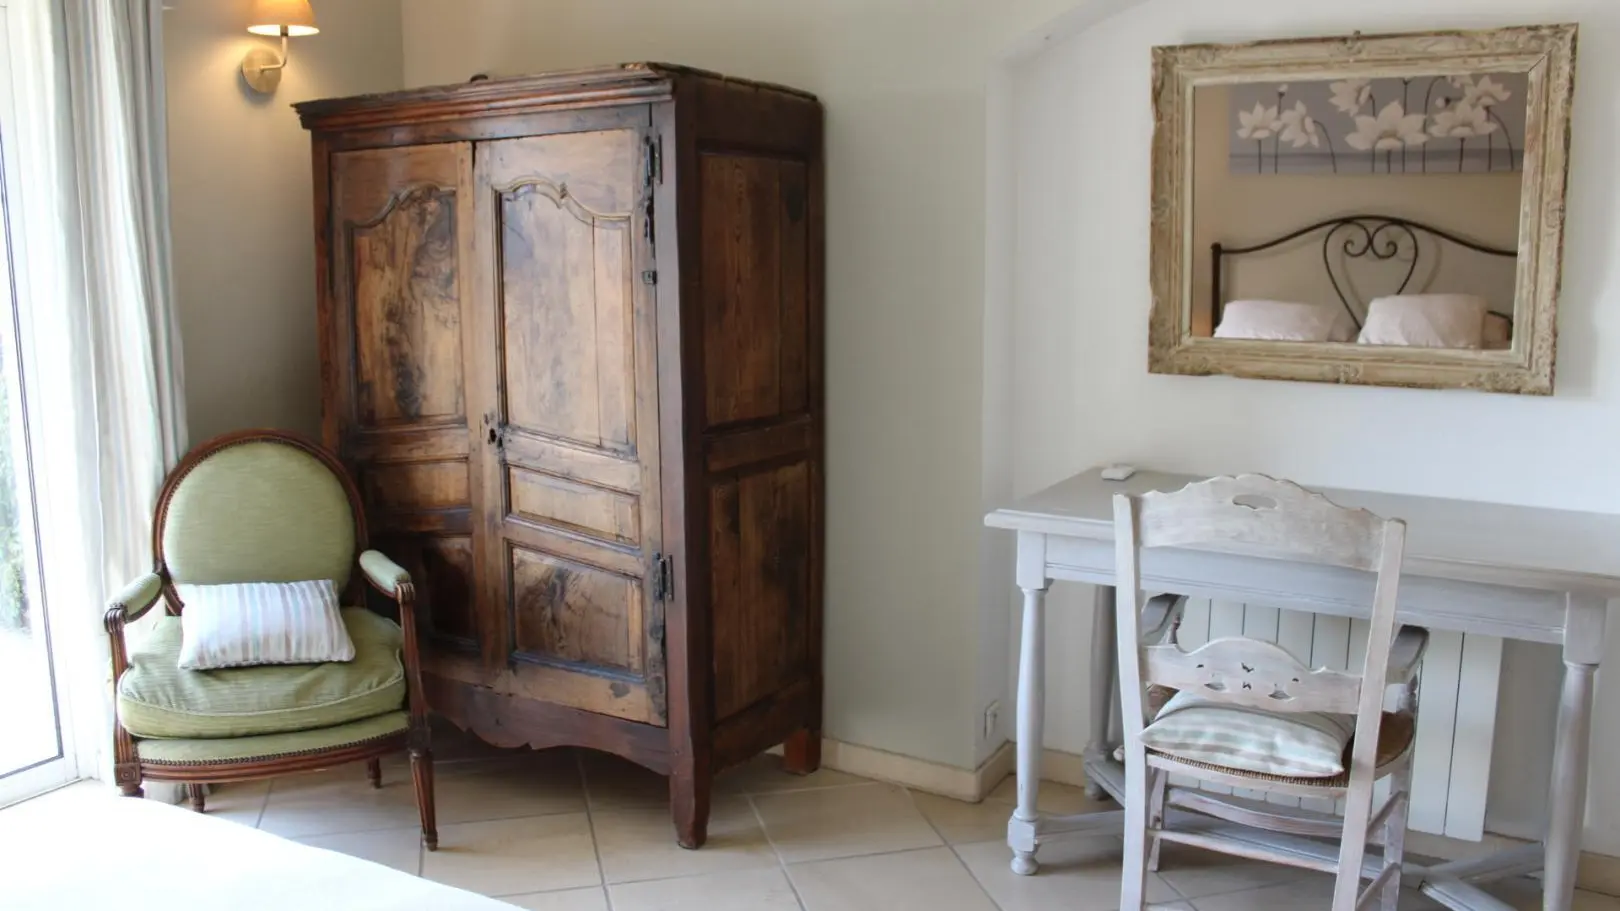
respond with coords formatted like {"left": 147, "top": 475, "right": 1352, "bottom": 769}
{"left": 1138, "top": 690, "right": 1354, "bottom": 778}
{"left": 176, "top": 580, "right": 355, "bottom": 670}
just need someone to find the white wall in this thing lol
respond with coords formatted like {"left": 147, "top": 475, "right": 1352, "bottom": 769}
{"left": 1008, "top": 0, "right": 1620, "bottom": 852}
{"left": 164, "top": 0, "right": 404, "bottom": 443}
{"left": 397, "top": 0, "right": 1142, "bottom": 770}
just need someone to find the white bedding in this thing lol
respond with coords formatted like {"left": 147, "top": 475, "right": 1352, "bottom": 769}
{"left": 1, "top": 784, "right": 514, "bottom": 911}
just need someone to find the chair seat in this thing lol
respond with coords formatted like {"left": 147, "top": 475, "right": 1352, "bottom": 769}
{"left": 118, "top": 607, "right": 406, "bottom": 740}
{"left": 137, "top": 711, "right": 410, "bottom": 765}
{"left": 1149, "top": 711, "right": 1416, "bottom": 788}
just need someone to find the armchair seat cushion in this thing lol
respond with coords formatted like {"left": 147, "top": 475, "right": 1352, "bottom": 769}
{"left": 118, "top": 607, "right": 406, "bottom": 740}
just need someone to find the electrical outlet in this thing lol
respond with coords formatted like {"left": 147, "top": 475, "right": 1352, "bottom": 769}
{"left": 983, "top": 701, "right": 1001, "bottom": 740}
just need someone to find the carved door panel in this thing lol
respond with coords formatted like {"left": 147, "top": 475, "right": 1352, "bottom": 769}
{"left": 469, "top": 124, "right": 667, "bottom": 725}
{"left": 329, "top": 144, "right": 480, "bottom": 653}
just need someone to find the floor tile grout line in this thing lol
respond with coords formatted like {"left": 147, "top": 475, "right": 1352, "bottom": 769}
{"left": 902, "top": 785, "right": 1007, "bottom": 911}
{"left": 745, "top": 790, "right": 809, "bottom": 911}
{"left": 576, "top": 750, "right": 615, "bottom": 911}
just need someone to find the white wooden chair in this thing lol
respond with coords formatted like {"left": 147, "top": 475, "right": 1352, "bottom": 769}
{"left": 1113, "top": 475, "right": 1428, "bottom": 911}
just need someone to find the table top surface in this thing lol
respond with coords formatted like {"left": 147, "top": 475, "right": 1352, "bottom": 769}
{"left": 987, "top": 468, "right": 1620, "bottom": 591}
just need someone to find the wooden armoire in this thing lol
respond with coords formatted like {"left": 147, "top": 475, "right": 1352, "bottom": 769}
{"left": 296, "top": 64, "right": 823, "bottom": 847}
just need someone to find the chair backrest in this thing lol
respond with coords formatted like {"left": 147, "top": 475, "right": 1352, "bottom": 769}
{"left": 154, "top": 431, "right": 366, "bottom": 611}
{"left": 1113, "top": 474, "right": 1406, "bottom": 721}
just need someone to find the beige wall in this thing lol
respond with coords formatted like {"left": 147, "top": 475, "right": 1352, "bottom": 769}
{"left": 164, "top": 0, "right": 403, "bottom": 443}
{"left": 1190, "top": 85, "right": 1521, "bottom": 336}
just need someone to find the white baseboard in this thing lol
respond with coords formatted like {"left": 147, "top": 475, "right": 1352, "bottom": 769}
{"left": 811, "top": 737, "right": 1015, "bottom": 802}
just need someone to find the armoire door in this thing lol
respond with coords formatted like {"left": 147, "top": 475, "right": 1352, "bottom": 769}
{"left": 468, "top": 123, "right": 667, "bottom": 726}
{"left": 327, "top": 143, "right": 481, "bottom": 654}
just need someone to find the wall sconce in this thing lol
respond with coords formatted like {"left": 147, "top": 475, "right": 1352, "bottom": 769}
{"left": 241, "top": 0, "right": 319, "bottom": 94}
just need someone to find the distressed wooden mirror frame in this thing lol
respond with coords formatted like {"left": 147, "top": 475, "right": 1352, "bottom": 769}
{"left": 1147, "top": 25, "right": 1576, "bottom": 395}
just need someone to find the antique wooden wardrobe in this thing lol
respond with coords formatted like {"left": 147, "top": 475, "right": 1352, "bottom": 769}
{"left": 296, "top": 64, "right": 824, "bottom": 847}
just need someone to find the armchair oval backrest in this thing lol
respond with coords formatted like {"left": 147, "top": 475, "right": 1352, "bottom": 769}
{"left": 155, "top": 431, "right": 366, "bottom": 602}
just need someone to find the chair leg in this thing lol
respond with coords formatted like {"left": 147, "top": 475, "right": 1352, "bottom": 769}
{"left": 411, "top": 748, "right": 438, "bottom": 851}
{"left": 187, "top": 784, "right": 206, "bottom": 813}
{"left": 1119, "top": 754, "right": 1150, "bottom": 911}
{"left": 1146, "top": 768, "right": 1168, "bottom": 873}
{"left": 367, "top": 758, "right": 383, "bottom": 789}
{"left": 1381, "top": 766, "right": 1413, "bottom": 911}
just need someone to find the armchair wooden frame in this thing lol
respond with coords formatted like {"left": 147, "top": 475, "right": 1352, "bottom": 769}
{"left": 104, "top": 429, "right": 438, "bottom": 849}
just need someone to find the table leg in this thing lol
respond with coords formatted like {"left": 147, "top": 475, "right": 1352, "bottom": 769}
{"left": 1545, "top": 659, "right": 1597, "bottom": 911}
{"left": 1011, "top": 581, "right": 1049, "bottom": 875}
{"left": 1085, "top": 585, "right": 1117, "bottom": 800}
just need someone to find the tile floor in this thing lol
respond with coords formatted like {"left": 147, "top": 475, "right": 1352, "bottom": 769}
{"left": 168, "top": 730, "right": 1620, "bottom": 910}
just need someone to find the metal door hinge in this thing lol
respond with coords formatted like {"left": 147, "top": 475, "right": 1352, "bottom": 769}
{"left": 641, "top": 270, "right": 657, "bottom": 285}
{"left": 644, "top": 134, "right": 663, "bottom": 185}
{"left": 651, "top": 553, "right": 674, "bottom": 602}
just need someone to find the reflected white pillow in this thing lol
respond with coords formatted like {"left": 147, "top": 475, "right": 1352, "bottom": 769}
{"left": 1357, "top": 294, "right": 1488, "bottom": 349}
{"left": 1214, "top": 300, "right": 1355, "bottom": 343}
{"left": 1483, "top": 312, "right": 1512, "bottom": 350}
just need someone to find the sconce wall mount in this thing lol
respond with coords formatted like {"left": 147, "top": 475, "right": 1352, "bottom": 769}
{"left": 241, "top": 0, "right": 319, "bottom": 95}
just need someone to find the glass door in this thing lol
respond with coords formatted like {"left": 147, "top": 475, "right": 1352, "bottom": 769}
{"left": 0, "top": 0, "right": 72, "bottom": 806}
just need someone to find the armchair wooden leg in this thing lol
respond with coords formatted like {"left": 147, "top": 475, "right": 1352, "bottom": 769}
{"left": 367, "top": 758, "right": 383, "bottom": 789}
{"left": 115, "top": 762, "right": 143, "bottom": 799}
{"left": 411, "top": 748, "right": 438, "bottom": 851}
{"left": 187, "top": 784, "right": 206, "bottom": 813}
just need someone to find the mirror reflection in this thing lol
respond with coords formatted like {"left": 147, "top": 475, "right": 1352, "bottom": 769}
{"left": 1191, "top": 74, "right": 1526, "bottom": 351}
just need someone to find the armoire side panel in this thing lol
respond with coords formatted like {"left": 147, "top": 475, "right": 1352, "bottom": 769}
{"left": 699, "top": 154, "right": 812, "bottom": 429}
{"left": 709, "top": 461, "right": 813, "bottom": 721}
{"left": 329, "top": 143, "right": 478, "bottom": 652}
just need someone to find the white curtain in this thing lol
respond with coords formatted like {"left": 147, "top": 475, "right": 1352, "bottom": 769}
{"left": 14, "top": 0, "right": 186, "bottom": 783}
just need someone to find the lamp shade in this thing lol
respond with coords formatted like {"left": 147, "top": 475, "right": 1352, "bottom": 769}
{"left": 246, "top": 0, "right": 319, "bottom": 37}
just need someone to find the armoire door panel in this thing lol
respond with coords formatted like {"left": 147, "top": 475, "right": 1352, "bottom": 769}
{"left": 470, "top": 123, "right": 666, "bottom": 725}
{"left": 700, "top": 152, "right": 811, "bottom": 429}
{"left": 509, "top": 466, "right": 641, "bottom": 546}
{"left": 330, "top": 142, "right": 481, "bottom": 658}
{"left": 511, "top": 546, "right": 644, "bottom": 674}
{"left": 362, "top": 459, "right": 470, "bottom": 513}
{"left": 710, "top": 460, "right": 813, "bottom": 721}
{"left": 502, "top": 432, "right": 643, "bottom": 493}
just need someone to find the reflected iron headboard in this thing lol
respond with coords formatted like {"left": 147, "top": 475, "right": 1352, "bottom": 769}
{"left": 1211, "top": 215, "right": 1518, "bottom": 330}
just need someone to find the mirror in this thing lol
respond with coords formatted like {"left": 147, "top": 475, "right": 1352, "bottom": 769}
{"left": 1147, "top": 25, "right": 1576, "bottom": 394}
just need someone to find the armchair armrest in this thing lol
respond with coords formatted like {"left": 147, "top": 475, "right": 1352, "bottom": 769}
{"left": 359, "top": 550, "right": 411, "bottom": 597}
{"left": 104, "top": 572, "right": 164, "bottom": 633}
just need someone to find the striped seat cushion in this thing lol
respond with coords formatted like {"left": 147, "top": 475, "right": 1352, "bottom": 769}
{"left": 1138, "top": 690, "right": 1354, "bottom": 778}
{"left": 176, "top": 580, "right": 353, "bottom": 669}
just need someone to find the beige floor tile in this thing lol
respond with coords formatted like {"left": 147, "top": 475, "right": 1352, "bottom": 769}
{"left": 752, "top": 782, "right": 942, "bottom": 864}
{"left": 715, "top": 753, "right": 867, "bottom": 795}
{"left": 610, "top": 868, "right": 802, "bottom": 911}
{"left": 790, "top": 846, "right": 998, "bottom": 910}
{"left": 593, "top": 797, "right": 778, "bottom": 883}
{"left": 296, "top": 826, "right": 422, "bottom": 875}
{"left": 421, "top": 813, "right": 600, "bottom": 896}
{"left": 1189, "top": 874, "right": 1442, "bottom": 910}
{"left": 498, "top": 886, "right": 611, "bottom": 911}
{"left": 436, "top": 749, "right": 585, "bottom": 825}
{"left": 957, "top": 833, "right": 1181, "bottom": 909}
{"left": 988, "top": 775, "right": 1118, "bottom": 815}
{"left": 579, "top": 750, "right": 670, "bottom": 810}
{"left": 258, "top": 766, "right": 424, "bottom": 837}
{"left": 910, "top": 791, "right": 1021, "bottom": 846}
{"left": 198, "top": 780, "right": 269, "bottom": 827}
{"left": 1152, "top": 841, "right": 1310, "bottom": 899}
{"left": 1487, "top": 877, "right": 1620, "bottom": 911}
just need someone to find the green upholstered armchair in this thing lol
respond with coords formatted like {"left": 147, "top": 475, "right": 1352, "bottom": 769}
{"left": 104, "top": 430, "right": 437, "bottom": 849}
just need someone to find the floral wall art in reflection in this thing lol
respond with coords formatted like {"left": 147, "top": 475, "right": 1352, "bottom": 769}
{"left": 1227, "top": 73, "right": 1528, "bottom": 175}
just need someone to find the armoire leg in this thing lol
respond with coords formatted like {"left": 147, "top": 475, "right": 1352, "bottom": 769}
{"left": 671, "top": 764, "right": 712, "bottom": 850}
{"left": 782, "top": 728, "right": 821, "bottom": 775}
